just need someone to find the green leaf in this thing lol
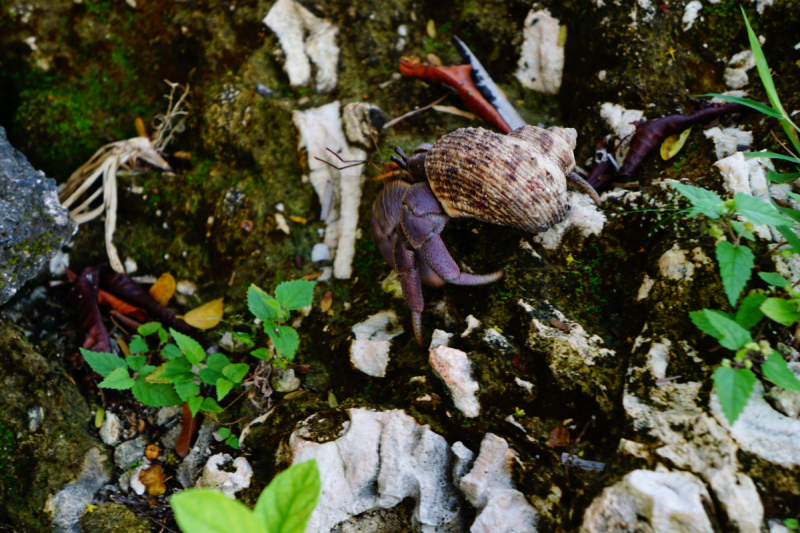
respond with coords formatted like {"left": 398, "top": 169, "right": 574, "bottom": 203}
{"left": 163, "top": 357, "right": 195, "bottom": 381}
{"left": 188, "top": 396, "right": 204, "bottom": 418}
{"left": 250, "top": 348, "right": 271, "bottom": 360}
{"left": 217, "top": 378, "right": 234, "bottom": 401}
{"left": 777, "top": 225, "right": 800, "bottom": 255}
{"left": 98, "top": 367, "right": 136, "bottom": 390}
{"left": 777, "top": 205, "right": 800, "bottom": 225}
{"left": 759, "top": 271, "right": 790, "bottom": 288}
{"left": 144, "top": 363, "right": 171, "bottom": 383}
{"left": 158, "top": 327, "right": 169, "bottom": 345}
{"left": 161, "top": 343, "right": 183, "bottom": 360}
{"left": 734, "top": 193, "right": 789, "bottom": 226}
{"left": 138, "top": 365, "right": 156, "bottom": 379}
{"left": 129, "top": 336, "right": 149, "bottom": 354}
{"left": 222, "top": 363, "right": 249, "bottom": 384}
{"left": 170, "top": 489, "right": 265, "bottom": 533}
{"left": 201, "top": 397, "right": 223, "bottom": 413}
{"left": 232, "top": 331, "right": 254, "bottom": 347}
{"left": 693, "top": 93, "right": 783, "bottom": 119}
{"left": 735, "top": 293, "right": 767, "bottom": 329}
{"left": 275, "top": 280, "right": 316, "bottom": 311}
{"left": 730, "top": 220, "right": 755, "bottom": 241}
{"left": 669, "top": 182, "right": 725, "bottom": 219}
{"left": 743, "top": 152, "right": 799, "bottom": 164}
{"left": 715, "top": 241, "right": 754, "bottom": 306}
{"left": 784, "top": 518, "right": 799, "bottom": 530}
{"left": 170, "top": 329, "right": 206, "bottom": 365}
{"left": 125, "top": 355, "right": 147, "bottom": 371}
{"left": 132, "top": 380, "right": 183, "bottom": 407}
{"left": 247, "top": 284, "right": 285, "bottom": 322}
{"left": 199, "top": 368, "right": 224, "bottom": 386}
{"left": 206, "top": 352, "right": 232, "bottom": 372}
{"left": 691, "top": 309, "right": 752, "bottom": 350}
{"left": 138, "top": 322, "right": 162, "bottom": 336}
{"left": 265, "top": 322, "right": 300, "bottom": 361}
{"left": 227, "top": 436, "right": 240, "bottom": 449}
{"left": 767, "top": 170, "right": 800, "bottom": 184}
{"left": 80, "top": 348, "right": 127, "bottom": 377}
{"left": 218, "top": 427, "right": 231, "bottom": 439}
{"left": 761, "top": 298, "right": 800, "bottom": 326}
{"left": 713, "top": 365, "right": 756, "bottom": 426}
{"left": 175, "top": 381, "right": 201, "bottom": 402}
{"left": 740, "top": 7, "right": 782, "bottom": 115}
{"left": 762, "top": 351, "right": 800, "bottom": 391}
{"left": 254, "top": 459, "right": 321, "bottom": 533}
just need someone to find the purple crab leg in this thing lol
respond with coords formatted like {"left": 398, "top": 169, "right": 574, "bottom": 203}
{"left": 419, "top": 234, "right": 504, "bottom": 286}
{"left": 393, "top": 240, "right": 426, "bottom": 346}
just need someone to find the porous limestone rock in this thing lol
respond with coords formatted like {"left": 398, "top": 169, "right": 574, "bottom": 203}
{"left": 99, "top": 411, "right": 121, "bottom": 446}
{"left": 288, "top": 409, "right": 464, "bottom": 533}
{"left": 114, "top": 437, "right": 146, "bottom": 471}
{"left": 0, "top": 125, "right": 76, "bottom": 305}
{"left": 429, "top": 329, "right": 453, "bottom": 351}
{"left": 177, "top": 420, "right": 219, "bottom": 488}
{"left": 429, "top": 346, "right": 481, "bottom": 418}
{"left": 515, "top": 9, "right": 564, "bottom": 94}
{"left": 263, "top": 0, "right": 339, "bottom": 93}
{"left": 459, "top": 434, "right": 538, "bottom": 533}
{"left": 293, "top": 102, "right": 365, "bottom": 279}
{"left": 724, "top": 50, "right": 756, "bottom": 90}
{"left": 533, "top": 192, "right": 606, "bottom": 250}
{"left": 196, "top": 454, "right": 253, "bottom": 498}
{"left": 715, "top": 151, "right": 778, "bottom": 240}
{"left": 658, "top": 244, "right": 695, "bottom": 282}
{"left": 581, "top": 468, "right": 715, "bottom": 533}
{"left": 703, "top": 127, "right": 753, "bottom": 160}
{"left": 350, "top": 310, "right": 404, "bottom": 377}
{"left": 46, "top": 448, "right": 111, "bottom": 533}
{"left": 682, "top": 1, "right": 703, "bottom": 31}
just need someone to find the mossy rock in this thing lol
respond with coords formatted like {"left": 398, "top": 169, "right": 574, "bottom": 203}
{"left": 81, "top": 503, "right": 150, "bottom": 533}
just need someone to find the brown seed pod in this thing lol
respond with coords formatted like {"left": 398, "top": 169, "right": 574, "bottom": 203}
{"left": 423, "top": 125, "right": 576, "bottom": 233}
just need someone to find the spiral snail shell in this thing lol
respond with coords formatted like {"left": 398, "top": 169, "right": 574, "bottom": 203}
{"left": 422, "top": 125, "right": 577, "bottom": 233}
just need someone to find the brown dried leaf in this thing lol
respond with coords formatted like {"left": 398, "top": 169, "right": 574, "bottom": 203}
{"left": 289, "top": 216, "right": 307, "bottom": 224}
{"left": 145, "top": 444, "right": 160, "bottom": 460}
{"left": 149, "top": 272, "right": 176, "bottom": 307}
{"left": 320, "top": 291, "right": 333, "bottom": 312}
{"left": 546, "top": 425, "right": 570, "bottom": 448}
{"left": 302, "top": 272, "right": 322, "bottom": 281}
{"left": 138, "top": 463, "right": 166, "bottom": 496}
{"left": 175, "top": 402, "right": 198, "bottom": 459}
{"left": 182, "top": 297, "right": 224, "bottom": 330}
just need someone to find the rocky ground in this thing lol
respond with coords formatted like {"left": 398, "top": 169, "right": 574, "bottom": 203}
{"left": 1, "top": 0, "right": 799, "bottom": 531}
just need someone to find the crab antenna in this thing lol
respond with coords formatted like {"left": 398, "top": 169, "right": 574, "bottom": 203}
{"left": 392, "top": 147, "right": 410, "bottom": 170}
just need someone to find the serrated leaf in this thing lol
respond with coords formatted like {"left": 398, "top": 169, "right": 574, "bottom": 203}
{"left": 183, "top": 298, "right": 224, "bottom": 330}
{"left": 762, "top": 351, "right": 800, "bottom": 391}
{"left": 174, "top": 381, "right": 201, "bottom": 402}
{"left": 759, "top": 271, "right": 790, "bottom": 288}
{"left": 217, "top": 378, "right": 234, "bottom": 401}
{"left": 126, "top": 355, "right": 147, "bottom": 371}
{"left": 265, "top": 322, "right": 300, "bottom": 361}
{"left": 668, "top": 181, "right": 725, "bottom": 219}
{"left": 247, "top": 284, "right": 284, "bottom": 322}
{"left": 714, "top": 365, "right": 756, "bottom": 426}
{"left": 161, "top": 343, "right": 182, "bottom": 360}
{"left": 132, "top": 380, "right": 183, "bottom": 407}
{"left": 254, "top": 459, "right": 321, "bottom": 533}
{"left": 199, "top": 368, "right": 224, "bottom": 386}
{"left": 170, "top": 489, "right": 265, "bottom": 533}
{"left": 766, "top": 170, "right": 800, "bottom": 184}
{"left": 734, "top": 193, "right": 789, "bottom": 226}
{"left": 188, "top": 396, "right": 204, "bottom": 418}
{"left": 716, "top": 241, "right": 754, "bottom": 306}
{"left": 80, "top": 348, "right": 127, "bottom": 377}
{"left": 660, "top": 127, "right": 692, "bottom": 160}
{"left": 170, "top": 328, "right": 206, "bottom": 365}
{"left": 761, "top": 298, "right": 800, "bottom": 326}
{"left": 222, "top": 363, "right": 249, "bottom": 383}
{"left": 129, "top": 336, "right": 149, "bottom": 354}
{"left": 691, "top": 309, "right": 752, "bottom": 350}
{"left": 275, "top": 280, "right": 316, "bottom": 310}
{"left": 694, "top": 93, "right": 783, "bottom": 118}
{"left": 138, "top": 322, "right": 162, "bottom": 336}
{"left": 98, "top": 367, "right": 136, "bottom": 390}
{"left": 206, "top": 352, "right": 232, "bottom": 372}
{"left": 730, "top": 220, "right": 755, "bottom": 241}
{"left": 138, "top": 365, "right": 156, "bottom": 379}
{"left": 163, "top": 357, "right": 196, "bottom": 383}
{"left": 144, "top": 364, "right": 171, "bottom": 384}
{"left": 250, "top": 348, "right": 271, "bottom": 360}
{"left": 735, "top": 293, "right": 767, "bottom": 329}
{"left": 201, "top": 397, "right": 223, "bottom": 413}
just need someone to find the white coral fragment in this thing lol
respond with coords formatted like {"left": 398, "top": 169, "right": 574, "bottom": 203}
{"left": 724, "top": 50, "right": 756, "bottom": 90}
{"left": 263, "top": 0, "right": 339, "bottom": 93}
{"left": 533, "top": 192, "right": 606, "bottom": 250}
{"left": 429, "top": 346, "right": 481, "bottom": 418}
{"left": 703, "top": 127, "right": 753, "bottom": 160}
{"left": 682, "top": 1, "right": 703, "bottom": 31}
{"left": 350, "top": 310, "right": 404, "bottom": 377}
{"left": 196, "top": 454, "right": 253, "bottom": 498}
{"left": 515, "top": 9, "right": 564, "bottom": 94}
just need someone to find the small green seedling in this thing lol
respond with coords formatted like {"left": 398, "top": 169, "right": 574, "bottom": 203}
{"left": 247, "top": 280, "right": 316, "bottom": 363}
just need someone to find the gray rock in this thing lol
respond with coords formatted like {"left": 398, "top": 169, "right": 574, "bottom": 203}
{"left": 177, "top": 419, "right": 219, "bottom": 487}
{"left": 114, "top": 437, "right": 146, "bottom": 470}
{"left": 0, "top": 125, "right": 76, "bottom": 305}
{"left": 47, "top": 447, "right": 111, "bottom": 533}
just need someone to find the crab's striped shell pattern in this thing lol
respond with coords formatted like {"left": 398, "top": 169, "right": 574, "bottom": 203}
{"left": 424, "top": 125, "right": 576, "bottom": 234}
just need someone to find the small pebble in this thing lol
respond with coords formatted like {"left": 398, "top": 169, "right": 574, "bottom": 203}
{"left": 311, "top": 243, "right": 331, "bottom": 262}
{"left": 255, "top": 83, "right": 273, "bottom": 97}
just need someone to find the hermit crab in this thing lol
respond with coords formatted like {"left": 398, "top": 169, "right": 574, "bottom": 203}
{"left": 372, "top": 125, "right": 600, "bottom": 346}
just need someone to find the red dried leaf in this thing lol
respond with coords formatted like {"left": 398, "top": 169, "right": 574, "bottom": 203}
{"left": 398, "top": 57, "right": 511, "bottom": 134}
{"left": 175, "top": 402, "right": 199, "bottom": 459}
{"left": 546, "top": 425, "right": 570, "bottom": 448}
{"left": 98, "top": 290, "right": 147, "bottom": 322}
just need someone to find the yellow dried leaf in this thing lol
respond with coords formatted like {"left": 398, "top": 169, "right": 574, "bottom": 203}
{"left": 138, "top": 463, "right": 166, "bottom": 496}
{"left": 320, "top": 291, "right": 333, "bottom": 312}
{"left": 289, "top": 215, "right": 308, "bottom": 224}
{"left": 183, "top": 297, "right": 224, "bottom": 330}
{"left": 426, "top": 19, "right": 436, "bottom": 39}
{"left": 149, "top": 272, "right": 176, "bottom": 307}
{"left": 115, "top": 336, "right": 131, "bottom": 356}
{"left": 660, "top": 127, "right": 692, "bottom": 160}
{"left": 134, "top": 117, "right": 146, "bottom": 138}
